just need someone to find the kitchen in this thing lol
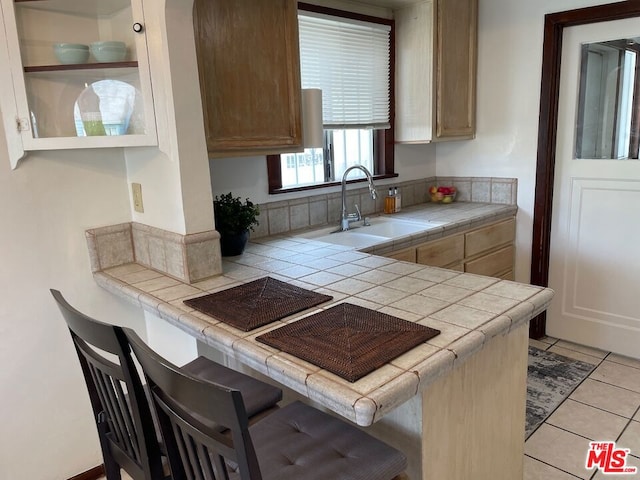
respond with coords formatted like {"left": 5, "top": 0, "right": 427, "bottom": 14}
{"left": 0, "top": 0, "right": 637, "bottom": 479}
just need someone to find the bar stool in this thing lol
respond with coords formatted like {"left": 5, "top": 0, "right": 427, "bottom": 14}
{"left": 126, "top": 327, "right": 408, "bottom": 480}
{"left": 51, "top": 289, "right": 282, "bottom": 480}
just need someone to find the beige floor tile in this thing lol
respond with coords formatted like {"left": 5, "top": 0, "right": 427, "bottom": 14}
{"left": 529, "top": 338, "right": 551, "bottom": 351}
{"left": 570, "top": 379, "right": 640, "bottom": 419}
{"left": 590, "top": 361, "right": 640, "bottom": 393}
{"left": 618, "top": 420, "right": 640, "bottom": 459}
{"left": 524, "top": 424, "right": 593, "bottom": 479}
{"left": 635, "top": 410, "right": 640, "bottom": 422}
{"left": 524, "top": 456, "right": 582, "bottom": 480}
{"left": 548, "top": 345, "right": 602, "bottom": 366}
{"left": 539, "top": 335, "right": 559, "bottom": 345}
{"left": 546, "top": 399, "right": 628, "bottom": 441}
{"left": 607, "top": 353, "right": 640, "bottom": 370}
{"left": 555, "top": 340, "right": 609, "bottom": 359}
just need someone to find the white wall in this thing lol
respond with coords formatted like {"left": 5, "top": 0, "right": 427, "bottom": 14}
{"left": 0, "top": 120, "right": 150, "bottom": 479}
{"left": 436, "top": 0, "right": 608, "bottom": 283}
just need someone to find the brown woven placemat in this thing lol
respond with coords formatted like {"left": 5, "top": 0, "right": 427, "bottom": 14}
{"left": 256, "top": 303, "right": 440, "bottom": 382}
{"left": 183, "top": 277, "right": 332, "bottom": 332}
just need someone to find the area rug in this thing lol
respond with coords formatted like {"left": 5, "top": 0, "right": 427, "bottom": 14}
{"left": 526, "top": 346, "right": 596, "bottom": 438}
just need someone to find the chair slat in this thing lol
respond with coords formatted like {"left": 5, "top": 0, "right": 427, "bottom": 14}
{"left": 173, "top": 421, "right": 196, "bottom": 480}
{"left": 89, "top": 364, "right": 128, "bottom": 453}
{"left": 184, "top": 430, "right": 206, "bottom": 480}
{"left": 114, "top": 379, "right": 141, "bottom": 461}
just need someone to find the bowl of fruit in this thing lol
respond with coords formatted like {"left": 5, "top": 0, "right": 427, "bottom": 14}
{"left": 429, "top": 186, "right": 457, "bottom": 204}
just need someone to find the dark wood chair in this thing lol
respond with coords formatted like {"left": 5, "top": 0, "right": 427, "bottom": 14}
{"left": 125, "top": 327, "right": 408, "bottom": 480}
{"left": 51, "top": 289, "right": 282, "bottom": 480}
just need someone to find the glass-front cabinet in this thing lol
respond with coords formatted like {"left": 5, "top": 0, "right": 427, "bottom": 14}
{"left": 0, "top": 0, "right": 157, "bottom": 168}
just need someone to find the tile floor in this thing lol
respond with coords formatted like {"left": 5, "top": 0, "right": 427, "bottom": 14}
{"left": 525, "top": 337, "right": 640, "bottom": 479}
{"left": 99, "top": 338, "right": 640, "bottom": 480}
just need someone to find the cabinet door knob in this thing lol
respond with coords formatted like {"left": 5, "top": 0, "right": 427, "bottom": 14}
{"left": 133, "top": 23, "right": 144, "bottom": 33}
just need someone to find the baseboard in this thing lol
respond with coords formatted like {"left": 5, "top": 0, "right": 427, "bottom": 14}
{"left": 68, "top": 465, "right": 104, "bottom": 480}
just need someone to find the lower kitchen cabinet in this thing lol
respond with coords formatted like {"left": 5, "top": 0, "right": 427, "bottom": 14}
{"left": 384, "top": 218, "right": 515, "bottom": 279}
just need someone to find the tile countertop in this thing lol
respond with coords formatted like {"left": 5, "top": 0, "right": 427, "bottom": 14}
{"left": 94, "top": 202, "right": 554, "bottom": 426}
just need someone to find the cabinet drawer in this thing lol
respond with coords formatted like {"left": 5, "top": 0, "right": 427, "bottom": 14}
{"left": 416, "top": 235, "right": 464, "bottom": 267}
{"left": 386, "top": 247, "right": 416, "bottom": 263}
{"left": 465, "top": 245, "right": 514, "bottom": 277}
{"left": 465, "top": 218, "right": 515, "bottom": 258}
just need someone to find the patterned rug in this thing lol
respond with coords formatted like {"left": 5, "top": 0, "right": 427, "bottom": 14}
{"left": 526, "top": 346, "right": 596, "bottom": 438}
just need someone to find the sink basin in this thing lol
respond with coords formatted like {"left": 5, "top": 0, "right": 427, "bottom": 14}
{"left": 296, "top": 216, "right": 443, "bottom": 249}
{"left": 356, "top": 217, "right": 439, "bottom": 237}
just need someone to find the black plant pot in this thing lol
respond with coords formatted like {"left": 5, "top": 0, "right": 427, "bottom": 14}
{"left": 220, "top": 230, "right": 249, "bottom": 257}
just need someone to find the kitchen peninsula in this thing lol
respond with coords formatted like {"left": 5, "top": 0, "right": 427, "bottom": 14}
{"left": 88, "top": 202, "right": 554, "bottom": 480}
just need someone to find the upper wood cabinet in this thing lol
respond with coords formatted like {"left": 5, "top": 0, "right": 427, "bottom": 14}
{"left": 193, "top": 0, "right": 303, "bottom": 158}
{"left": 395, "top": 0, "right": 477, "bottom": 143}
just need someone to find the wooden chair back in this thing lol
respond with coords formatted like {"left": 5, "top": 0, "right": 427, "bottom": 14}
{"left": 125, "top": 327, "right": 262, "bottom": 480}
{"left": 51, "top": 289, "right": 164, "bottom": 480}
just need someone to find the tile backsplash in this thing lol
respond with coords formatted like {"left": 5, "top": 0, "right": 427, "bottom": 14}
{"left": 86, "top": 176, "right": 516, "bottom": 283}
{"left": 251, "top": 176, "right": 517, "bottom": 239}
{"left": 86, "top": 223, "right": 222, "bottom": 283}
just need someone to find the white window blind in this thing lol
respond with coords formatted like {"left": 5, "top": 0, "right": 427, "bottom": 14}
{"left": 298, "top": 12, "right": 391, "bottom": 129}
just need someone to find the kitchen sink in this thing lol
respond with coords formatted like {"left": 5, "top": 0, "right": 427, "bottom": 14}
{"left": 296, "top": 216, "right": 444, "bottom": 249}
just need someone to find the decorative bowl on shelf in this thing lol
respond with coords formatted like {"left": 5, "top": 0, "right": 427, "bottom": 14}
{"left": 429, "top": 186, "right": 457, "bottom": 204}
{"left": 53, "top": 43, "right": 89, "bottom": 64}
{"left": 90, "top": 41, "right": 127, "bottom": 62}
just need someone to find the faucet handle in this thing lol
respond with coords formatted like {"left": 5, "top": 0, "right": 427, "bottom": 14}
{"left": 354, "top": 203, "right": 361, "bottom": 220}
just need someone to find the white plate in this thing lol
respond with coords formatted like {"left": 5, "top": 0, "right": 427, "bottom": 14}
{"left": 74, "top": 79, "right": 139, "bottom": 136}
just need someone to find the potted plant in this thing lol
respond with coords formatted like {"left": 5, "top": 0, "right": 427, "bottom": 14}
{"left": 214, "top": 193, "right": 260, "bottom": 256}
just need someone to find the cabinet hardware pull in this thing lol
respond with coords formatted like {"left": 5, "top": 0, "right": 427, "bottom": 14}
{"left": 132, "top": 23, "right": 144, "bottom": 33}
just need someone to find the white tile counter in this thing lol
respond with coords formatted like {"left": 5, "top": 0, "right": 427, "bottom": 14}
{"left": 90, "top": 202, "right": 553, "bottom": 480}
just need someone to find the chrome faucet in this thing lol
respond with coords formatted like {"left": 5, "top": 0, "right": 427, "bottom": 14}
{"left": 338, "top": 165, "right": 377, "bottom": 231}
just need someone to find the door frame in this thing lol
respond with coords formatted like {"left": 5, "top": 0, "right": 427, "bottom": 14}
{"left": 530, "top": 0, "right": 640, "bottom": 338}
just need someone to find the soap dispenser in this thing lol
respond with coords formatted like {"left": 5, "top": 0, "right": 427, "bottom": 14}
{"left": 394, "top": 187, "right": 402, "bottom": 212}
{"left": 384, "top": 188, "right": 395, "bottom": 214}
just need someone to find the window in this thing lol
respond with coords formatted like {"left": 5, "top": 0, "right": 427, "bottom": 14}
{"left": 267, "top": 4, "right": 396, "bottom": 193}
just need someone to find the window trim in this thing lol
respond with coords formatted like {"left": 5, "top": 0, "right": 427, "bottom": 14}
{"left": 267, "top": 3, "right": 396, "bottom": 195}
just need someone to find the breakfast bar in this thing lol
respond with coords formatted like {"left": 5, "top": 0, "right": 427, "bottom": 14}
{"left": 88, "top": 203, "right": 554, "bottom": 480}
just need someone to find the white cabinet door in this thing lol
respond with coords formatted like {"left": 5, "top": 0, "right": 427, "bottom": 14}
{"left": 0, "top": 0, "right": 157, "bottom": 169}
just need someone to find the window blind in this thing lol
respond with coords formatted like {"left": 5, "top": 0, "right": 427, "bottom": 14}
{"left": 298, "top": 12, "right": 391, "bottom": 129}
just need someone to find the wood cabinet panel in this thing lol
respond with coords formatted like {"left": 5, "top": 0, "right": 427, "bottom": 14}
{"left": 465, "top": 245, "right": 514, "bottom": 277}
{"left": 500, "top": 270, "right": 515, "bottom": 281}
{"left": 435, "top": 0, "right": 477, "bottom": 139}
{"left": 465, "top": 218, "right": 515, "bottom": 259}
{"left": 383, "top": 217, "right": 516, "bottom": 279}
{"left": 387, "top": 247, "right": 417, "bottom": 263}
{"left": 193, "top": 0, "right": 302, "bottom": 157}
{"left": 446, "top": 262, "right": 464, "bottom": 272}
{"left": 416, "top": 234, "right": 464, "bottom": 267}
{"left": 395, "top": 0, "right": 477, "bottom": 143}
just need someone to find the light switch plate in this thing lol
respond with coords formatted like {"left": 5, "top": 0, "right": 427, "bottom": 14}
{"left": 132, "top": 183, "right": 144, "bottom": 213}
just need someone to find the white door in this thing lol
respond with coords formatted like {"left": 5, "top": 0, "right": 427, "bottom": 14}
{"left": 548, "top": 18, "right": 640, "bottom": 359}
